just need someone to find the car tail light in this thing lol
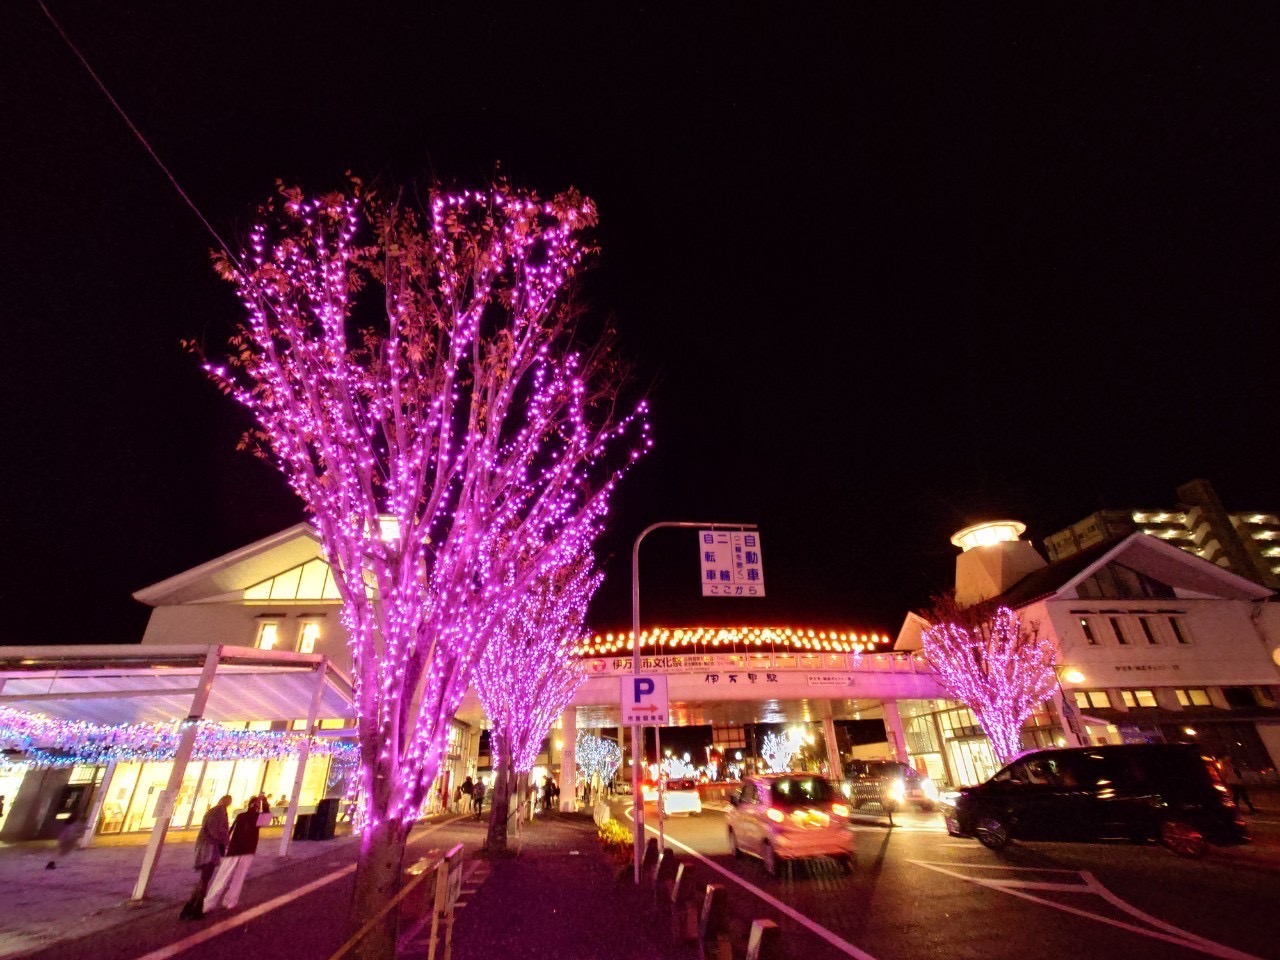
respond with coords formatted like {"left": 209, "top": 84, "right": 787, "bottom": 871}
{"left": 766, "top": 808, "right": 785, "bottom": 823}
{"left": 831, "top": 803, "right": 851, "bottom": 818}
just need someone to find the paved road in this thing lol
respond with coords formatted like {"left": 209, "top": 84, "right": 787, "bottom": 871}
{"left": 621, "top": 801, "right": 1280, "bottom": 960}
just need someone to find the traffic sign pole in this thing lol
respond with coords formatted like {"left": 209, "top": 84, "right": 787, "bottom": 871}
{"left": 629, "top": 520, "right": 758, "bottom": 884}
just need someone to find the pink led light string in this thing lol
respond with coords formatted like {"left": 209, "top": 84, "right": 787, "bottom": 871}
{"left": 920, "top": 604, "right": 1057, "bottom": 764}
{"left": 203, "top": 181, "right": 649, "bottom": 852}
{"left": 475, "top": 540, "right": 598, "bottom": 776}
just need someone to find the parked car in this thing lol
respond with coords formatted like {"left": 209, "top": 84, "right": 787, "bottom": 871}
{"left": 943, "top": 743, "right": 1249, "bottom": 858}
{"left": 641, "top": 779, "right": 703, "bottom": 816}
{"left": 845, "top": 760, "right": 940, "bottom": 812}
{"left": 726, "top": 773, "right": 855, "bottom": 875}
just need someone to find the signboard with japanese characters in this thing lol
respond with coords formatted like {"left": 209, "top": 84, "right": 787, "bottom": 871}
{"left": 621, "top": 675, "right": 670, "bottom": 725}
{"left": 699, "top": 529, "right": 765, "bottom": 597}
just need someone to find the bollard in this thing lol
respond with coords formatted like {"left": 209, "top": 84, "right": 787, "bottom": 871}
{"left": 653, "top": 848, "right": 679, "bottom": 896}
{"left": 669, "top": 864, "right": 699, "bottom": 943}
{"left": 698, "top": 884, "right": 732, "bottom": 960}
{"left": 745, "top": 919, "right": 782, "bottom": 960}
{"left": 641, "top": 837, "right": 659, "bottom": 879}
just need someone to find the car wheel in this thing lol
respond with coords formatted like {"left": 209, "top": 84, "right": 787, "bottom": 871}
{"left": 1160, "top": 818, "right": 1206, "bottom": 858}
{"left": 727, "top": 829, "right": 741, "bottom": 858}
{"left": 762, "top": 841, "right": 779, "bottom": 877}
{"left": 975, "top": 814, "right": 1012, "bottom": 850}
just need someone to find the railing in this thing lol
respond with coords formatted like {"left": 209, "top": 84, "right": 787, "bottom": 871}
{"left": 327, "top": 842, "right": 464, "bottom": 960}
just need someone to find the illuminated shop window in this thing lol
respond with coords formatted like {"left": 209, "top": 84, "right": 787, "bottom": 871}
{"left": 256, "top": 621, "right": 280, "bottom": 650}
{"left": 298, "top": 620, "right": 321, "bottom": 654}
{"left": 1073, "top": 690, "right": 1111, "bottom": 709}
{"left": 1119, "top": 689, "right": 1157, "bottom": 708}
{"left": 1175, "top": 688, "right": 1211, "bottom": 707}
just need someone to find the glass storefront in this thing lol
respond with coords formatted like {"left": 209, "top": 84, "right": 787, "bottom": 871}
{"left": 97, "top": 754, "right": 333, "bottom": 834}
{"left": 898, "top": 698, "right": 1064, "bottom": 788}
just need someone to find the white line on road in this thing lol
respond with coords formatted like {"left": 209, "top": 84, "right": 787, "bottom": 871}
{"left": 132, "top": 817, "right": 462, "bottom": 960}
{"left": 623, "top": 805, "right": 880, "bottom": 960}
{"left": 908, "top": 859, "right": 1262, "bottom": 960}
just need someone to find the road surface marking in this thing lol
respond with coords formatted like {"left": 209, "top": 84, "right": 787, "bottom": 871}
{"left": 624, "top": 805, "right": 880, "bottom": 960}
{"left": 132, "top": 818, "right": 461, "bottom": 960}
{"left": 908, "top": 859, "right": 1261, "bottom": 960}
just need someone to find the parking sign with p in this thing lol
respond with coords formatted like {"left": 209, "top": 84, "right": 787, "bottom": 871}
{"left": 621, "top": 674, "right": 668, "bottom": 725}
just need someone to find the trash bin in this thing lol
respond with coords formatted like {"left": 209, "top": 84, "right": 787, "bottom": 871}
{"left": 310, "top": 798, "right": 340, "bottom": 840}
{"left": 292, "top": 814, "right": 313, "bottom": 841}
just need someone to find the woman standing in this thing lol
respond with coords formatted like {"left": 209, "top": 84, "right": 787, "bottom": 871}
{"left": 204, "top": 797, "right": 262, "bottom": 913}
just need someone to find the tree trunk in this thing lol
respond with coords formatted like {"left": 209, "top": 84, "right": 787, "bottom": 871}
{"left": 351, "top": 817, "right": 410, "bottom": 960}
{"left": 485, "top": 753, "right": 513, "bottom": 854}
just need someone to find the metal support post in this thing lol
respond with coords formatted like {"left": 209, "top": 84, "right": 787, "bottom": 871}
{"left": 558, "top": 708, "right": 577, "bottom": 813}
{"left": 79, "top": 760, "right": 117, "bottom": 848}
{"left": 822, "top": 701, "right": 844, "bottom": 783}
{"left": 131, "top": 645, "right": 221, "bottom": 901}
{"left": 280, "top": 659, "right": 328, "bottom": 857}
{"left": 630, "top": 520, "right": 757, "bottom": 884}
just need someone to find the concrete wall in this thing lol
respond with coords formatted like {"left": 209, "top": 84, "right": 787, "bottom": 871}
{"left": 140, "top": 603, "right": 352, "bottom": 674}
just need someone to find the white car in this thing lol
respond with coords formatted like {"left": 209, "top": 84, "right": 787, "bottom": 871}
{"left": 642, "top": 778, "right": 703, "bottom": 816}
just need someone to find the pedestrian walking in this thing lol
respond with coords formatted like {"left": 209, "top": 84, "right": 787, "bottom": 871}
{"left": 45, "top": 815, "right": 87, "bottom": 870}
{"left": 472, "top": 778, "right": 486, "bottom": 820}
{"left": 180, "top": 794, "right": 232, "bottom": 920}
{"left": 1220, "top": 755, "right": 1256, "bottom": 813}
{"left": 460, "top": 775, "right": 474, "bottom": 815}
{"left": 204, "top": 797, "right": 263, "bottom": 913}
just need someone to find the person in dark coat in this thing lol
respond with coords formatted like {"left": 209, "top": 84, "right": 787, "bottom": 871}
{"left": 459, "top": 776, "right": 474, "bottom": 814}
{"left": 472, "top": 778, "right": 486, "bottom": 819}
{"left": 204, "top": 797, "right": 262, "bottom": 912}
{"left": 180, "top": 794, "right": 232, "bottom": 920}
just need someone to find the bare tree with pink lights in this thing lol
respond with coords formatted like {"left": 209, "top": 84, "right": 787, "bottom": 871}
{"left": 202, "top": 181, "right": 648, "bottom": 957}
{"left": 475, "top": 546, "right": 597, "bottom": 853}
{"left": 919, "top": 593, "right": 1057, "bottom": 765}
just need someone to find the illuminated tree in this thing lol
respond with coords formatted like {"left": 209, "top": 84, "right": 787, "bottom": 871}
{"left": 575, "top": 733, "right": 622, "bottom": 784}
{"left": 475, "top": 546, "right": 596, "bottom": 852}
{"left": 920, "top": 594, "right": 1057, "bottom": 764}
{"left": 203, "top": 181, "right": 648, "bottom": 956}
{"left": 761, "top": 730, "right": 799, "bottom": 773}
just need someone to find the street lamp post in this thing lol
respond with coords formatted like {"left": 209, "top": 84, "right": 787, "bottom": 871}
{"left": 630, "top": 520, "right": 757, "bottom": 884}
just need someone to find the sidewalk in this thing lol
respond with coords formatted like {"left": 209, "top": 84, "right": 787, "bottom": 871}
{"left": 0, "top": 824, "right": 360, "bottom": 957}
{"left": 452, "top": 812, "right": 685, "bottom": 960}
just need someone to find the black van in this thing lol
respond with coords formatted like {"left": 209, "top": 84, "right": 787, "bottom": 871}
{"left": 944, "top": 743, "right": 1249, "bottom": 857}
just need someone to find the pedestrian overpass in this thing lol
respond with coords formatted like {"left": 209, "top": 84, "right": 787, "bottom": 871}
{"left": 555, "top": 625, "right": 951, "bottom": 783}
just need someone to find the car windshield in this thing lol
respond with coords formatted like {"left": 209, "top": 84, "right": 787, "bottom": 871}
{"left": 666, "top": 779, "right": 697, "bottom": 792}
{"left": 770, "top": 776, "right": 835, "bottom": 806}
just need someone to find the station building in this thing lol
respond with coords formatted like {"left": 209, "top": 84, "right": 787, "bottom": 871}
{"left": 4, "top": 515, "right": 1278, "bottom": 868}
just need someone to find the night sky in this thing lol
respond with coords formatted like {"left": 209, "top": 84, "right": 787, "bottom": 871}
{"left": 3, "top": 4, "right": 1278, "bottom": 647}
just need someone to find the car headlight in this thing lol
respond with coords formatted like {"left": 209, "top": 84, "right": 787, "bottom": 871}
{"left": 889, "top": 779, "right": 906, "bottom": 804}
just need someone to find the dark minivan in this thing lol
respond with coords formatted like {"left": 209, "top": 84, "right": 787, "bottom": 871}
{"left": 945, "top": 743, "right": 1248, "bottom": 857}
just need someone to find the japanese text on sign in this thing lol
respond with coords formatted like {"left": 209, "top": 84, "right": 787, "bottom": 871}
{"left": 699, "top": 530, "right": 765, "bottom": 597}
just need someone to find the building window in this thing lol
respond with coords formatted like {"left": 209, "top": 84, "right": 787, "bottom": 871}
{"left": 1073, "top": 690, "right": 1111, "bottom": 709}
{"left": 1168, "top": 617, "right": 1192, "bottom": 644}
{"left": 1175, "top": 688, "right": 1212, "bottom": 707}
{"left": 1109, "top": 617, "right": 1130, "bottom": 645}
{"left": 256, "top": 621, "right": 280, "bottom": 650}
{"left": 1222, "top": 687, "right": 1259, "bottom": 709}
{"left": 1120, "top": 689, "right": 1157, "bottom": 708}
{"left": 1079, "top": 617, "right": 1099, "bottom": 645}
{"left": 298, "top": 620, "right": 321, "bottom": 654}
{"left": 1138, "top": 617, "right": 1159, "bottom": 645}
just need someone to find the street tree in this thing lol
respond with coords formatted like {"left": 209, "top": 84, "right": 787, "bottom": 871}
{"left": 474, "top": 545, "right": 596, "bottom": 853}
{"left": 919, "top": 593, "right": 1057, "bottom": 765}
{"left": 202, "top": 181, "right": 648, "bottom": 957}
